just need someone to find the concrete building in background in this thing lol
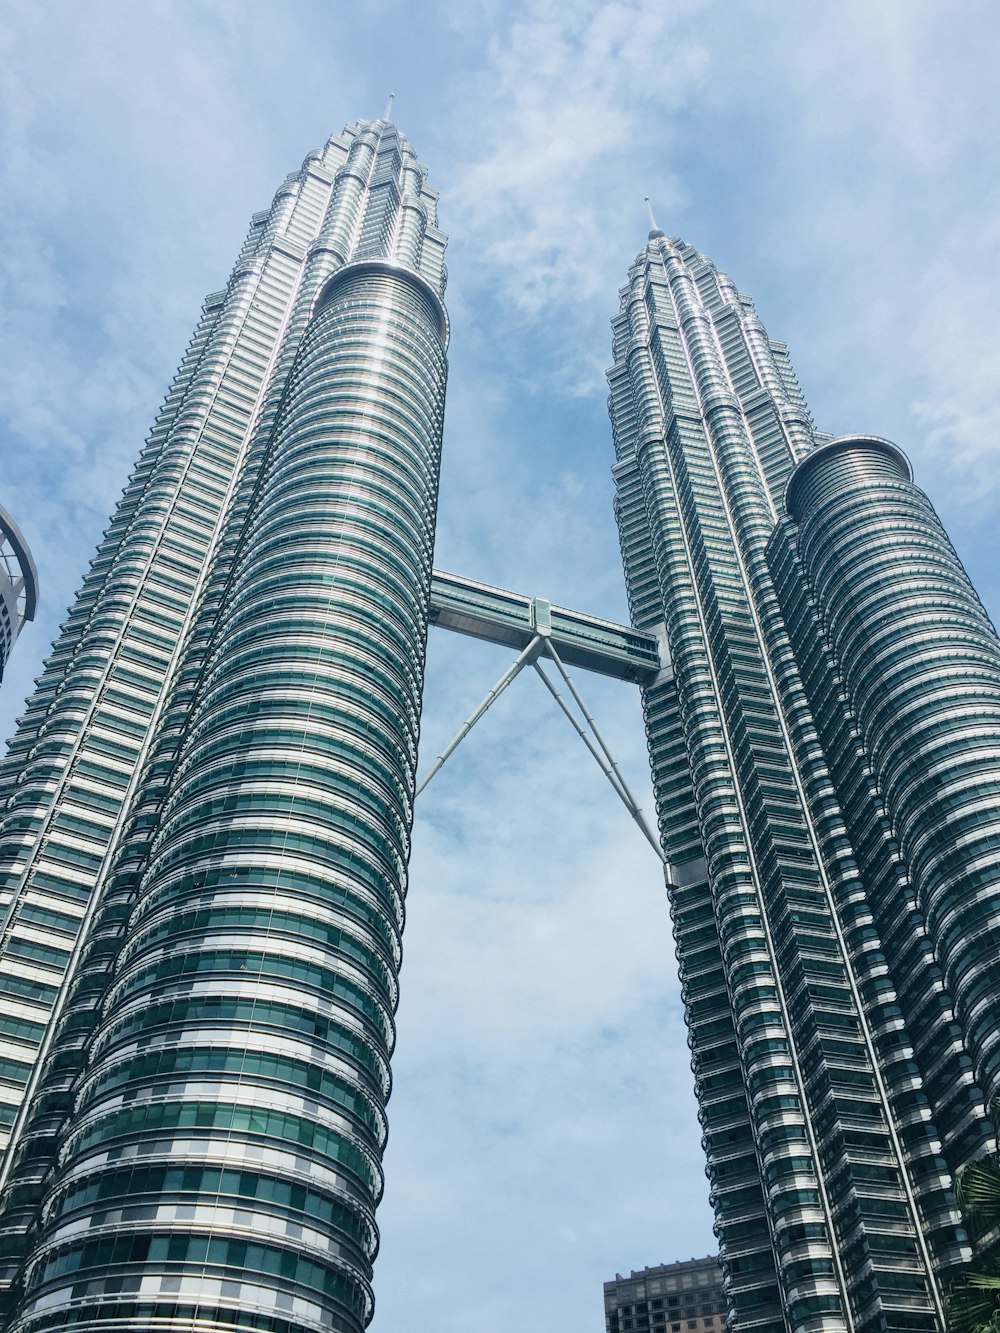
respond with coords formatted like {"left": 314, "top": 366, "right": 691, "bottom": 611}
{"left": 0, "top": 119, "right": 997, "bottom": 1333}
{"left": 604, "top": 1256, "right": 727, "bottom": 1333}
{"left": 608, "top": 230, "right": 1000, "bottom": 1332}
{"left": 0, "top": 508, "right": 36, "bottom": 681}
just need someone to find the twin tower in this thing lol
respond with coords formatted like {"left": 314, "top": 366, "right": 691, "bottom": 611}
{"left": 0, "top": 118, "right": 995, "bottom": 1333}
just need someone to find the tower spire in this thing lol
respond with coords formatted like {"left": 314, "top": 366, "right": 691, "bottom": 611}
{"left": 644, "top": 196, "right": 665, "bottom": 240}
{"left": 384, "top": 91, "right": 395, "bottom": 121}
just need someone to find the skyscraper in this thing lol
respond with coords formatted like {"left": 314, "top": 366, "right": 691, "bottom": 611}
{"left": 0, "top": 117, "right": 448, "bottom": 1332}
{"left": 608, "top": 231, "right": 1000, "bottom": 1332}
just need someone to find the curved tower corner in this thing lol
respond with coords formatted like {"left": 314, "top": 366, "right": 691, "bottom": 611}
{"left": 785, "top": 433, "right": 1000, "bottom": 1115}
{"left": 0, "top": 118, "right": 447, "bottom": 1333}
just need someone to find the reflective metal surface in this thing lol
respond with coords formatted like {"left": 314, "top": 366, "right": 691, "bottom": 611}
{"left": 788, "top": 434, "right": 1000, "bottom": 1116}
{"left": 0, "top": 119, "right": 448, "bottom": 1333}
{"left": 608, "top": 237, "right": 994, "bottom": 1333}
{"left": 0, "top": 505, "right": 37, "bottom": 681}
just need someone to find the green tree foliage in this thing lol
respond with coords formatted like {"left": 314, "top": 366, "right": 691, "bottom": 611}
{"left": 950, "top": 1124, "right": 1000, "bottom": 1333}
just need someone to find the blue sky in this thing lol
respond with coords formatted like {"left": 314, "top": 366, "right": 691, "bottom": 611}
{"left": 1, "top": 3, "right": 999, "bottom": 1330}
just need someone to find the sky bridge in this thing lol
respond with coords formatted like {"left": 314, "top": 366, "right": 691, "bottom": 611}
{"left": 429, "top": 569, "right": 664, "bottom": 685}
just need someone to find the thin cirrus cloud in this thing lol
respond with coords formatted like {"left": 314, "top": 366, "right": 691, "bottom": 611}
{"left": 685, "top": 1, "right": 1000, "bottom": 512}
{"left": 439, "top": 0, "right": 1000, "bottom": 526}
{"left": 447, "top": 0, "right": 708, "bottom": 318}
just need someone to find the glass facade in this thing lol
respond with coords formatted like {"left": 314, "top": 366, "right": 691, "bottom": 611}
{"left": 0, "top": 119, "right": 447, "bottom": 1332}
{"left": 608, "top": 234, "right": 998, "bottom": 1332}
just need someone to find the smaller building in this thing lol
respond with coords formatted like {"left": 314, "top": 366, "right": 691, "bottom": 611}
{"left": 0, "top": 504, "right": 36, "bottom": 679}
{"left": 604, "top": 1255, "right": 727, "bottom": 1333}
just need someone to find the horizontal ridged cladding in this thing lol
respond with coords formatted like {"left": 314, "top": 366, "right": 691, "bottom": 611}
{"left": 609, "top": 243, "right": 852, "bottom": 1333}
{"left": 12, "top": 266, "right": 447, "bottom": 1333}
{"left": 785, "top": 436, "right": 912, "bottom": 524}
{"left": 0, "top": 158, "right": 364, "bottom": 1301}
{"left": 0, "top": 170, "right": 319, "bottom": 1185}
{"left": 789, "top": 443, "right": 1000, "bottom": 1110}
{"left": 608, "top": 249, "right": 974, "bottom": 1331}
{"left": 766, "top": 516, "right": 992, "bottom": 1234}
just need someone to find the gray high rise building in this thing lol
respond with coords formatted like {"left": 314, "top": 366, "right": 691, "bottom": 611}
{"left": 0, "top": 119, "right": 997, "bottom": 1333}
{"left": 608, "top": 230, "right": 1000, "bottom": 1332}
{"left": 604, "top": 1255, "right": 727, "bottom": 1333}
{"left": 0, "top": 115, "right": 660, "bottom": 1333}
{"left": 0, "top": 117, "right": 449, "bottom": 1332}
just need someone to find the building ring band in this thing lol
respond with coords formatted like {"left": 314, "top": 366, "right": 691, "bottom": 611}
{"left": 314, "top": 259, "right": 450, "bottom": 350}
{"left": 784, "top": 433, "right": 913, "bottom": 523}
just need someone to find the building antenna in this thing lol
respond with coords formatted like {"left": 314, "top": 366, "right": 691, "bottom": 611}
{"left": 384, "top": 92, "right": 395, "bottom": 121}
{"left": 644, "top": 196, "right": 659, "bottom": 231}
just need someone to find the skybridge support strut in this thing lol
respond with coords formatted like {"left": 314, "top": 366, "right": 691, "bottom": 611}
{"left": 418, "top": 571, "right": 667, "bottom": 865}
{"left": 534, "top": 643, "right": 665, "bottom": 863}
{"left": 414, "top": 634, "right": 544, "bottom": 797}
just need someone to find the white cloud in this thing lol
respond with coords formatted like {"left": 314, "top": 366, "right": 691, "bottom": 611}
{"left": 683, "top": 2, "right": 1000, "bottom": 510}
{"left": 445, "top": 0, "right": 708, "bottom": 321}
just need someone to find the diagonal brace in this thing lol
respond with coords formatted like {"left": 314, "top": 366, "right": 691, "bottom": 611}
{"left": 534, "top": 645, "right": 665, "bottom": 864}
{"left": 415, "top": 635, "right": 544, "bottom": 797}
{"left": 532, "top": 660, "right": 635, "bottom": 809}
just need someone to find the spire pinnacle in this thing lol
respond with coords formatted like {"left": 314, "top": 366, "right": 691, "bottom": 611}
{"left": 383, "top": 92, "right": 395, "bottom": 121}
{"left": 644, "top": 196, "right": 666, "bottom": 241}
